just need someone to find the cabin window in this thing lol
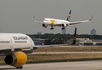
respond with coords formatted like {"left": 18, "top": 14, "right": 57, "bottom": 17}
{"left": 15, "top": 41, "right": 27, "bottom": 43}
{"left": 0, "top": 41, "right": 10, "bottom": 43}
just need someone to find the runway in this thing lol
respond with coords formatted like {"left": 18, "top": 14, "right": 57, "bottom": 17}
{"left": 1, "top": 60, "right": 102, "bottom": 70}
{"left": 32, "top": 52, "right": 102, "bottom": 54}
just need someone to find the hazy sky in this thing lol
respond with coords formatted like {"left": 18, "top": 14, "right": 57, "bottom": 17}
{"left": 0, "top": 0, "right": 102, "bottom": 35}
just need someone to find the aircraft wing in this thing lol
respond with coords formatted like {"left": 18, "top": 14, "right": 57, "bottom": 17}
{"left": 69, "top": 16, "right": 93, "bottom": 25}
{"left": 32, "top": 16, "right": 43, "bottom": 24}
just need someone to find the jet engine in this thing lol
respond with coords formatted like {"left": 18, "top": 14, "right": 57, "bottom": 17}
{"left": 42, "top": 24, "right": 47, "bottom": 28}
{"left": 62, "top": 23, "right": 66, "bottom": 27}
{"left": 61, "top": 23, "right": 66, "bottom": 30}
{"left": 4, "top": 51, "right": 27, "bottom": 69}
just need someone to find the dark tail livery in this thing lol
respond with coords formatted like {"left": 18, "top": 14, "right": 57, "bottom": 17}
{"left": 66, "top": 10, "right": 71, "bottom": 21}
{"left": 71, "top": 27, "right": 77, "bottom": 45}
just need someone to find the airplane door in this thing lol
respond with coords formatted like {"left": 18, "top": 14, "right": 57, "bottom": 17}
{"left": 10, "top": 38, "right": 14, "bottom": 51}
{"left": 0, "top": 36, "right": 11, "bottom": 49}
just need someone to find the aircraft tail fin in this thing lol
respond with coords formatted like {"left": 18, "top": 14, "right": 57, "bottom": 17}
{"left": 71, "top": 27, "right": 77, "bottom": 45}
{"left": 66, "top": 10, "right": 71, "bottom": 21}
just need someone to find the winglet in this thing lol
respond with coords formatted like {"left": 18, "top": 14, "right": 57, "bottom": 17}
{"left": 66, "top": 10, "right": 71, "bottom": 21}
{"left": 32, "top": 16, "right": 34, "bottom": 20}
{"left": 71, "top": 27, "right": 77, "bottom": 45}
{"left": 89, "top": 15, "right": 93, "bottom": 21}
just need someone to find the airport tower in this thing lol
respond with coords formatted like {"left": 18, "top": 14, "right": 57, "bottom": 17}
{"left": 37, "top": 32, "right": 42, "bottom": 35}
{"left": 90, "top": 29, "right": 96, "bottom": 35}
{"left": 62, "top": 28, "right": 66, "bottom": 34}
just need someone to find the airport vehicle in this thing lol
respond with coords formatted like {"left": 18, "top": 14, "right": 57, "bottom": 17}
{"left": 32, "top": 10, "right": 93, "bottom": 30}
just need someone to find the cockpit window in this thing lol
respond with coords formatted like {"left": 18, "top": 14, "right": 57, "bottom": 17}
{"left": 0, "top": 41, "right": 10, "bottom": 43}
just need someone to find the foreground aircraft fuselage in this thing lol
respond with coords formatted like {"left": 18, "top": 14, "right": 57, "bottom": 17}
{"left": 0, "top": 33, "right": 34, "bottom": 69}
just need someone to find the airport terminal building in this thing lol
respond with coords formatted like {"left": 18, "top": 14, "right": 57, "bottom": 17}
{"left": 68, "top": 38, "right": 102, "bottom": 46}
{"left": 33, "top": 38, "right": 102, "bottom": 46}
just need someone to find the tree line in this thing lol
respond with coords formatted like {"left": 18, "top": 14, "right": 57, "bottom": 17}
{"left": 28, "top": 33, "right": 102, "bottom": 40}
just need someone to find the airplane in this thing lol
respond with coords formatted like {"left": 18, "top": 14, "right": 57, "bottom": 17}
{"left": 0, "top": 33, "right": 35, "bottom": 69}
{"left": 0, "top": 27, "right": 77, "bottom": 69}
{"left": 32, "top": 10, "right": 93, "bottom": 30}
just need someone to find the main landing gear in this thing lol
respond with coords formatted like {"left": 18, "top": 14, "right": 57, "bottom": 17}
{"left": 50, "top": 27, "right": 54, "bottom": 30}
{"left": 16, "top": 66, "right": 23, "bottom": 69}
{"left": 50, "top": 26, "right": 54, "bottom": 30}
{"left": 62, "top": 27, "right": 65, "bottom": 30}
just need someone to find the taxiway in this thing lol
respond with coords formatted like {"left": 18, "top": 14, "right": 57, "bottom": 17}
{"left": 0, "top": 60, "right": 102, "bottom": 70}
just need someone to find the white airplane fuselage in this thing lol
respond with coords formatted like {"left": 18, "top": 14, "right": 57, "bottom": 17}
{"left": 0, "top": 33, "right": 35, "bottom": 69}
{"left": 43, "top": 18, "right": 69, "bottom": 26}
{"left": 0, "top": 33, "right": 34, "bottom": 50}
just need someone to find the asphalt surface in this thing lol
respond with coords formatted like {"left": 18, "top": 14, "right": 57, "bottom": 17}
{"left": 1, "top": 60, "right": 102, "bottom": 70}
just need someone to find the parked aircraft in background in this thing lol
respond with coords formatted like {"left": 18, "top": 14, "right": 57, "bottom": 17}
{"left": 32, "top": 10, "right": 93, "bottom": 30}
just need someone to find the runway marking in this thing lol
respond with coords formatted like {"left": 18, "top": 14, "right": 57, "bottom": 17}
{"left": 32, "top": 52, "right": 102, "bottom": 54}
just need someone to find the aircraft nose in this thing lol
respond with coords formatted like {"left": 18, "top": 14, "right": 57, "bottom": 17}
{"left": 43, "top": 21, "right": 48, "bottom": 23}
